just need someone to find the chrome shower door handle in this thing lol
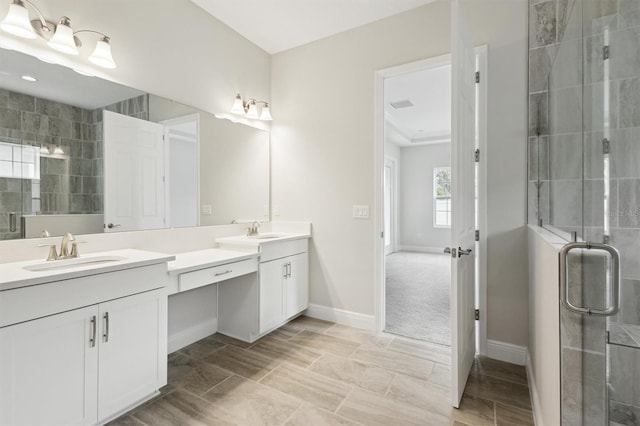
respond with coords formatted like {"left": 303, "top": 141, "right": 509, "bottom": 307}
{"left": 559, "top": 241, "right": 621, "bottom": 316}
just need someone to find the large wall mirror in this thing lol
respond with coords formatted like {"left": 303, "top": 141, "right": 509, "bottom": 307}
{"left": 0, "top": 48, "right": 269, "bottom": 240}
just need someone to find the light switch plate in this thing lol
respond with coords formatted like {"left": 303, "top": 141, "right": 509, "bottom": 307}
{"left": 201, "top": 205, "right": 212, "bottom": 215}
{"left": 352, "top": 205, "right": 369, "bottom": 219}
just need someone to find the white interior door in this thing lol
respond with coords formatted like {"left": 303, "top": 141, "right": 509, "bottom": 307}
{"left": 103, "top": 110, "right": 165, "bottom": 232}
{"left": 384, "top": 157, "right": 395, "bottom": 255}
{"left": 450, "top": 0, "right": 477, "bottom": 408}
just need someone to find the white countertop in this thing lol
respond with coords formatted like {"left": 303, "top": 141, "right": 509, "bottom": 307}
{"left": 215, "top": 232, "right": 310, "bottom": 249}
{"left": 167, "top": 248, "right": 259, "bottom": 275}
{"left": 0, "top": 249, "right": 175, "bottom": 292}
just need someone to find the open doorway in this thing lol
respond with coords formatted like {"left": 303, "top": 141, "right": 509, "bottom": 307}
{"left": 382, "top": 57, "right": 453, "bottom": 346}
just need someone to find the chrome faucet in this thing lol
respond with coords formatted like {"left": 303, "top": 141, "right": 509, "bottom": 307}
{"left": 59, "top": 232, "right": 75, "bottom": 258}
{"left": 247, "top": 220, "right": 261, "bottom": 236}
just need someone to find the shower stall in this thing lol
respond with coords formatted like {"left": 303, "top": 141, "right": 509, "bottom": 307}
{"left": 529, "top": 0, "right": 640, "bottom": 424}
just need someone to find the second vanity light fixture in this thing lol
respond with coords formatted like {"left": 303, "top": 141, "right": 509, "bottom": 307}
{"left": 0, "top": 0, "right": 117, "bottom": 68}
{"left": 230, "top": 94, "right": 272, "bottom": 121}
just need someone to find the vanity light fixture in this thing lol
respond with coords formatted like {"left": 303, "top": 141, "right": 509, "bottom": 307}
{"left": 0, "top": 0, "right": 117, "bottom": 68}
{"left": 230, "top": 94, "right": 272, "bottom": 121}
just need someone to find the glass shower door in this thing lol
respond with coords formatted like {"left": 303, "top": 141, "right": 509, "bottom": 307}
{"left": 542, "top": 0, "right": 640, "bottom": 424}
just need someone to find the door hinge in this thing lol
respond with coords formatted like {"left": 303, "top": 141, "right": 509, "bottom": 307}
{"left": 603, "top": 45, "right": 610, "bottom": 60}
{"left": 602, "top": 138, "right": 610, "bottom": 154}
{"left": 474, "top": 149, "right": 480, "bottom": 162}
{"left": 475, "top": 230, "right": 480, "bottom": 241}
{"left": 475, "top": 71, "right": 480, "bottom": 83}
{"left": 475, "top": 309, "right": 480, "bottom": 320}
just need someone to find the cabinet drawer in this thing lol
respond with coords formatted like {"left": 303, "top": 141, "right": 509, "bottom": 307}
{"left": 178, "top": 258, "right": 258, "bottom": 292}
{"left": 260, "top": 238, "right": 308, "bottom": 263}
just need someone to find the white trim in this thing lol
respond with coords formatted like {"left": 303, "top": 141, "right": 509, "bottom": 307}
{"left": 374, "top": 53, "right": 453, "bottom": 333}
{"left": 475, "top": 44, "right": 489, "bottom": 357}
{"left": 167, "top": 318, "right": 217, "bottom": 354}
{"left": 398, "top": 245, "right": 448, "bottom": 254}
{"left": 305, "top": 303, "right": 376, "bottom": 330}
{"left": 486, "top": 339, "right": 527, "bottom": 366}
{"left": 526, "top": 351, "right": 543, "bottom": 426}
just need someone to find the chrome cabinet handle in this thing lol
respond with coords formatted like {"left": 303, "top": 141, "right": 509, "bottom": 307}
{"left": 103, "top": 312, "right": 110, "bottom": 342}
{"left": 283, "top": 263, "right": 288, "bottom": 279}
{"left": 458, "top": 247, "right": 472, "bottom": 257}
{"left": 287, "top": 262, "right": 292, "bottom": 278}
{"left": 215, "top": 269, "right": 232, "bottom": 277}
{"left": 559, "top": 242, "right": 620, "bottom": 316}
{"left": 89, "top": 315, "right": 96, "bottom": 348}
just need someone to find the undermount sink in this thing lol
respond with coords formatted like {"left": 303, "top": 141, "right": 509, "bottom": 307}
{"left": 23, "top": 255, "right": 127, "bottom": 272}
{"left": 247, "top": 233, "right": 286, "bottom": 240}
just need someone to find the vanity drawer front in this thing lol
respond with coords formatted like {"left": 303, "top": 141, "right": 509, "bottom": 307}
{"left": 260, "top": 238, "right": 308, "bottom": 263}
{"left": 179, "top": 258, "right": 258, "bottom": 292}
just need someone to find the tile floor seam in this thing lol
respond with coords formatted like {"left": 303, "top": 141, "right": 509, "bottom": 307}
{"left": 305, "top": 352, "right": 326, "bottom": 370}
{"left": 383, "top": 373, "right": 398, "bottom": 397}
{"left": 333, "top": 385, "right": 356, "bottom": 414}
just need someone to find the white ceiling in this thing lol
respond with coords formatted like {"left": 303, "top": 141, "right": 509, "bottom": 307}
{"left": 384, "top": 64, "right": 451, "bottom": 147}
{"left": 191, "top": 0, "right": 435, "bottom": 54}
{"left": 0, "top": 49, "right": 143, "bottom": 110}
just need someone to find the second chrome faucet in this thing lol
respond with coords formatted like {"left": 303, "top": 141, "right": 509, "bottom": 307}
{"left": 38, "top": 232, "right": 83, "bottom": 261}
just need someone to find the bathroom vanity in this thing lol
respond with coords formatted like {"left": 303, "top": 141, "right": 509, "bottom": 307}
{"left": 167, "top": 231, "right": 310, "bottom": 344}
{"left": 0, "top": 249, "right": 174, "bottom": 426}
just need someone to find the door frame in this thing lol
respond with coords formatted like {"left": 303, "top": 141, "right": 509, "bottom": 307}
{"left": 158, "top": 113, "right": 201, "bottom": 228}
{"left": 373, "top": 50, "right": 488, "bottom": 355}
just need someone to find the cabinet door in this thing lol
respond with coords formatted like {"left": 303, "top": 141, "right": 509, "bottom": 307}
{"left": 0, "top": 306, "right": 98, "bottom": 426}
{"left": 259, "top": 260, "right": 286, "bottom": 333}
{"left": 286, "top": 253, "right": 309, "bottom": 318}
{"left": 97, "top": 289, "right": 167, "bottom": 421}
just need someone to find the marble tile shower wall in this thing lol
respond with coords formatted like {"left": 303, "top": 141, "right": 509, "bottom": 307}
{"left": 529, "top": 1, "right": 640, "bottom": 424}
{"left": 0, "top": 89, "right": 148, "bottom": 240}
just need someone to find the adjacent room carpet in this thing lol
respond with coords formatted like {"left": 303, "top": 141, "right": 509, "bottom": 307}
{"left": 385, "top": 251, "right": 450, "bottom": 346}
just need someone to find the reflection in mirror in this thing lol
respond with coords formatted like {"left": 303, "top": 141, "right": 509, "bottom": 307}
{"left": 0, "top": 48, "right": 269, "bottom": 240}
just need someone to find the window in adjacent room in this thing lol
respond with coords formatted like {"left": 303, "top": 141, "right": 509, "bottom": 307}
{"left": 434, "top": 166, "right": 451, "bottom": 228}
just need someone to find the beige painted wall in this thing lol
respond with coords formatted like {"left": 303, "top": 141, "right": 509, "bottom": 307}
{"left": 464, "top": 0, "right": 529, "bottom": 347}
{"left": 271, "top": 0, "right": 529, "bottom": 347}
{"left": 271, "top": 2, "right": 452, "bottom": 316}
{"left": 527, "top": 226, "right": 561, "bottom": 425}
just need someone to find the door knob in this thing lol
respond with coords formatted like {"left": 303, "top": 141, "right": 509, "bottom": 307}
{"left": 106, "top": 223, "right": 121, "bottom": 229}
{"left": 458, "top": 247, "right": 472, "bottom": 257}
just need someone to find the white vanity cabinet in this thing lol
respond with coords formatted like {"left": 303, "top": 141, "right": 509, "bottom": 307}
{"left": 216, "top": 236, "right": 310, "bottom": 342}
{"left": 0, "top": 251, "right": 172, "bottom": 426}
{"left": 259, "top": 252, "right": 309, "bottom": 333}
{"left": 258, "top": 238, "right": 309, "bottom": 334}
{"left": 0, "top": 305, "right": 98, "bottom": 426}
{"left": 0, "top": 289, "right": 166, "bottom": 426}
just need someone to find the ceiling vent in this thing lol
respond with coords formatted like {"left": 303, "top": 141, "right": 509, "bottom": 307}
{"left": 390, "top": 99, "right": 414, "bottom": 109}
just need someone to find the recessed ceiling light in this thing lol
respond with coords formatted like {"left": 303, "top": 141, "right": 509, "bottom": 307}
{"left": 21, "top": 75, "right": 37, "bottom": 82}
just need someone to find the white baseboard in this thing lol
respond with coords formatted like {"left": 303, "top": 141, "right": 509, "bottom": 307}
{"left": 526, "top": 351, "right": 543, "bottom": 426}
{"left": 486, "top": 339, "right": 527, "bottom": 366}
{"left": 398, "top": 245, "right": 447, "bottom": 254}
{"left": 168, "top": 318, "right": 217, "bottom": 354}
{"left": 305, "top": 304, "right": 375, "bottom": 330}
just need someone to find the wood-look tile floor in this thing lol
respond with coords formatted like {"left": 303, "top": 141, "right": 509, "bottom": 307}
{"left": 108, "top": 316, "right": 534, "bottom": 426}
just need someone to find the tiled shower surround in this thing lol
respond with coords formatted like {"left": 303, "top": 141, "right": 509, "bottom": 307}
{"left": 0, "top": 89, "right": 148, "bottom": 240}
{"left": 529, "top": 0, "right": 640, "bottom": 424}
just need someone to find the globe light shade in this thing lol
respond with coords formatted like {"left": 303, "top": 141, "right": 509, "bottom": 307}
{"left": 0, "top": 1, "right": 37, "bottom": 39}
